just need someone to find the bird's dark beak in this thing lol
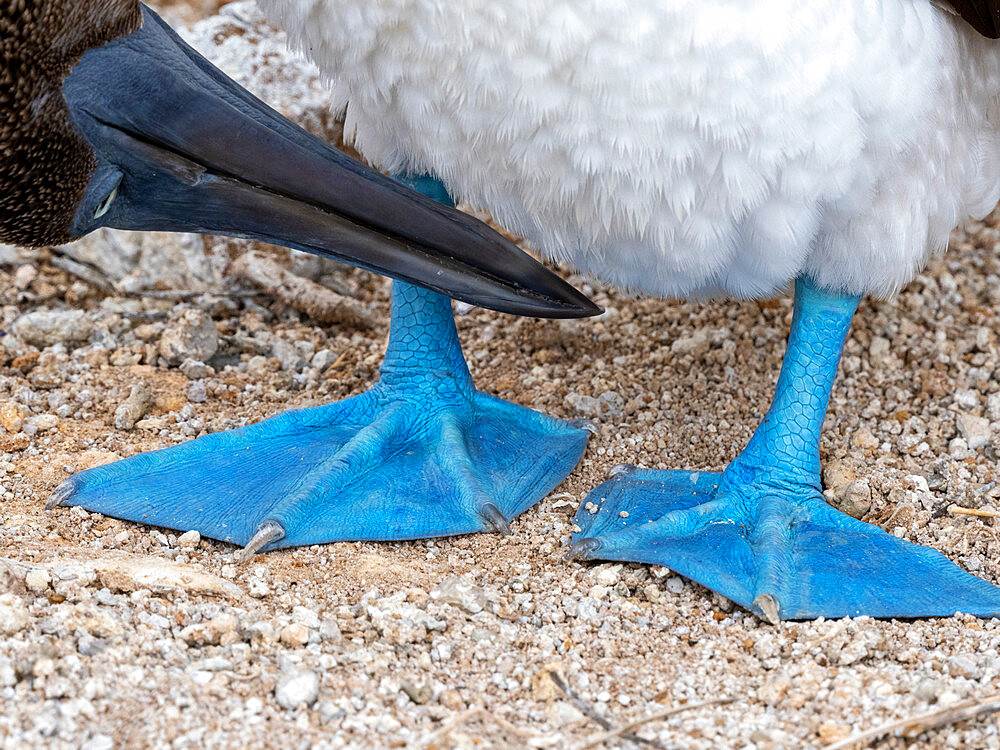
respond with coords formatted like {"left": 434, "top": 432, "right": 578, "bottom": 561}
{"left": 61, "top": 5, "right": 599, "bottom": 319}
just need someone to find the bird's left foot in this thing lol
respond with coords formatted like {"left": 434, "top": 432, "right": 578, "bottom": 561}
{"left": 569, "top": 466, "right": 1000, "bottom": 620}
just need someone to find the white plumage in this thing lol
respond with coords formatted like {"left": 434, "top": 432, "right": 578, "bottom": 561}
{"left": 261, "top": 0, "right": 1000, "bottom": 299}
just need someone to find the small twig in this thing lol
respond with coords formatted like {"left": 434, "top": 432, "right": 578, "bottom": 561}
{"left": 423, "top": 707, "right": 537, "bottom": 744}
{"left": 49, "top": 253, "right": 116, "bottom": 293}
{"left": 825, "top": 693, "right": 1000, "bottom": 750}
{"left": 122, "top": 289, "right": 262, "bottom": 301}
{"left": 547, "top": 670, "right": 667, "bottom": 750}
{"left": 117, "top": 311, "right": 169, "bottom": 323}
{"left": 231, "top": 250, "right": 375, "bottom": 328}
{"left": 547, "top": 670, "right": 613, "bottom": 730}
{"left": 578, "top": 698, "right": 734, "bottom": 749}
{"left": 948, "top": 504, "right": 1000, "bottom": 518}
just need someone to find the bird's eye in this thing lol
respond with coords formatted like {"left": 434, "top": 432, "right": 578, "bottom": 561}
{"left": 93, "top": 185, "right": 118, "bottom": 219}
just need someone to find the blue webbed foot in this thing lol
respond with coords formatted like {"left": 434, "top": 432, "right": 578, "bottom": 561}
{"left": 47, "top": 174, "right": 590, "bottom": 554}
{"left": 50, "top": 371, "right": 586, "bottom": 550}
{"left": 570, "top": 467, "right": 1000, "bottom": 620}
{"left": 571, "top": 278, "right": 1000, "bottom": 620}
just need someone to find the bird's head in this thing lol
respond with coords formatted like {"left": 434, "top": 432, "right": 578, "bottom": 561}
{"left": 0, "top": 0, "right": 141, "bottom": 247}
{"left": 0, "top": 1, "right": 600, "bottom": 318}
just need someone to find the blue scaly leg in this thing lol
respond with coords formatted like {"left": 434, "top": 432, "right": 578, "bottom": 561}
{"left": 48, "top": 175, "right": 589, "bottom": 555}
{"left": 571, "top": 277, "right": 1000, "bottom": 620}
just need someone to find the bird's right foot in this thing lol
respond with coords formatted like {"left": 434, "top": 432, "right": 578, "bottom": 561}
{"left": 49, "top": 374, "right": 588, "bottom": 555}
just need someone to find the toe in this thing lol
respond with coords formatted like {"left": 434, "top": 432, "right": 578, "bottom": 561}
{"left": 46, "top": 478, "right": 78, "bottom": 510}
{"left": 477, "top": 502, "right": 511, "bottom": 536}
{"left": 235, "top": 520, "right": 286, "bottom": 564}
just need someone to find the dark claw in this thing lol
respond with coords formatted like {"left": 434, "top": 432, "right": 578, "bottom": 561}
{"left": 479, "top": 502, "right": 512, "bottom": 536}
{"left": 753, "top": 593, "right": 782, "bottom": 625}
{"left": 565, "top": 537, "right": 602, "bottom": 561}
{"left": 45, "top": 479, "right": 77, "bottom": 510}
{"left": 236, "top": 519, "right": 286, "bottom": 564}
{"left": 568, "top": 419, "right": 598, "bottom": 435}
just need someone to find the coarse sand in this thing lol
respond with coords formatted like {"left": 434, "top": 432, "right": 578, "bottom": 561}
{"left": 1, "top": 3, "right": 1000, "bottom": 748}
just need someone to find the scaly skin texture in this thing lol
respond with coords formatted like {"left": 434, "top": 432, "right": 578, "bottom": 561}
{"left": 50, "top": 176, "right": 589, "bottom": 550}
{"left": 718, "top": 280, "right": 860, "bottom": 500}
{"left": 572, "top": 278, "right": 1000, "bottom": 620}
{"left": 378, "top": 276, "right": 474, "bottom": 397}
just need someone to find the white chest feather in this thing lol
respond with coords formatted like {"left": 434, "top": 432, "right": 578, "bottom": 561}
{"left": 262, "top": 0, "right": 1000, "bottom": 299}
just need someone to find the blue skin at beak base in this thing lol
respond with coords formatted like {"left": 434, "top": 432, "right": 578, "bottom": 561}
{"left": 571, "top": 278, "right": 1000, "bottom": 620}
{"left": 53, "top": 176, "right": 589, "bottom": 548}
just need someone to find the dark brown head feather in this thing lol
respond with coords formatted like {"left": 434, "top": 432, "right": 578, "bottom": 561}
{"left": 942, "top": 1, "right": 1000, "bottom": 38}
{"left": 0, "top": 0, "right": 141, "bottom": 247}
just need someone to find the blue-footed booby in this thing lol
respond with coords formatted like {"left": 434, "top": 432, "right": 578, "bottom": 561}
{"left": 261, "top": 0, "right": 1000, "bottom": 619}
{"left": 5, "top": 1, "right": 600, "bottom": 556}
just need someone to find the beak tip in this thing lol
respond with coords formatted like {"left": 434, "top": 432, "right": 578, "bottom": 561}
{"left": 555, "top": 288, "right": 603, "bottom": 320}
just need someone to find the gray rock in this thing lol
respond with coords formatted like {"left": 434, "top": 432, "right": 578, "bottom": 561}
{"left": 915, "top": 678, "right": 945, "bottom": 703}
{"left": 291, "top": 606, "right": 320, "bottom": 630}
{"left": 187, "top": 381, "right": 208, "bottom": 403}
{"left": 576, "top": 597, "right": 600, "bottom": 620}
{"left": 869, "top": 336, "right": 892, "bottom": 365}
{"left": 988, "top": 392, "right": 1000, "bottom": 422}
{"left": 400, "top": 678, "right": 432, "bottom": 704}
{"left": 956, "top": 412, "right": 990, "bottom": 450}
{"left": 311, "top": 349, "right": 338, "bottom": 372}
{"left": 925, "top": 459, "right": 951, "bottom": 491}
{"left": 0, "top": 658, "right": 15, "bottom": 688}
{"left": 319, "top": 619, "right": 342, "bottom": 643}
{"left": 597, "top": 390, "right": 625, "bottom": 419}
{"left": 24, "top": 568, "right": 50, "bottom": 595}
{"left": 954, "top": 389, "right": 980, "bottom": 410}
{"left": 593, "top": 564, "right": 623, "bottom": 587}
{"left": 564, "top": 392, "right": 600, "bottom": 418}
{"left": 839, "top": 480, "right": 872, "bottom": 519}
{"left": 319, "top": 701, "right": 347, "bottom": 723}
{"left": 24, "top": 414, "right": 59, "bottom": 434}
{"left": 246, "top": 355, "right": 271, "bottom": 377}
{"left": 0, "top": 244, "right": 38, "bottom": 266}
{"left": 12, "top": 310, "right": 92, "bottom": 348}
{"left": 279, "top": 623, "right": 310, "bottom": 648}
{"left": 0, "top": 594, "right": 29, "bottom": 636}
{"left": 947, "top": 654, "right": 980, "bottom": 679}
{"left": 179, "top": 359, "right": 210, "bottom": 379}
{"left": 114, "top": 383, "right": 153, "bottom": 430}
{"left": 274, "top": 669, "right": 319, "bottom": 710}
{"left": 431, "top": 576, "right": 488, "bottom": 614}
{"left": 179, "top": 614, "right": 238, "bottom": 647}
{"left": 950, "top": 436, "right": 971, "bottom": 458}
{"left": 159, "top": 309, "right": 218, "bottom": 365}
{"left": 13, "top": 265, "right": 37, "bottom": 290}
{"left": 823, "top": 460, "right": 872, "bottom": 518}
{"left": 271, "top": 338, "right": 306, "bottom": 372}
{"left": 838, "top": 637, "right": 869, "bottom": 666}
{"left": 58, "top": 229, "right": 226, "bottom": 292}
{"left": 671, "top": 329, "right": 711, "bottom": 356}
{"left": 177, "top": 530, "right": 201, "bottom": 548}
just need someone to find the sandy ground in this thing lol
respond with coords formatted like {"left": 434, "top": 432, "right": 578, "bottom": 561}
{"left": 2, "top": 2, "right": 1000, "bottom": 748}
